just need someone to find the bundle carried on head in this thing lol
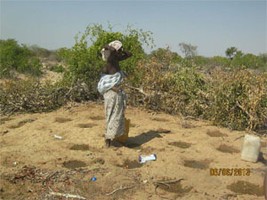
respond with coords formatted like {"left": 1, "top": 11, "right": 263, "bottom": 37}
{"left": 101, "top": 40, "right": 122, "bottom": 61}
{"left": 108, "top": 40, "right": 122, "bottom": 51}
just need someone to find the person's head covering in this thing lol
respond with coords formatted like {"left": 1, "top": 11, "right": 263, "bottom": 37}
{"left": 100, "top": 40, "right": 123, "bottom": 61}
{"left": 109, "top": 40, "right": 122, "bottom": 51}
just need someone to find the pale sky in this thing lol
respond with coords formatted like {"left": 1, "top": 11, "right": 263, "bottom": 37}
{"left": 1, "top": 0, "right": 266, "bottom": 57}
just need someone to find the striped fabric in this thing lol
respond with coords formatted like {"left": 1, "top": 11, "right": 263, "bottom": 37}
{"left": 97, "top": 72, "right": 124, "bottom": 95}
{"left": 104, "top": 89, "right": 126, "bottom": 140}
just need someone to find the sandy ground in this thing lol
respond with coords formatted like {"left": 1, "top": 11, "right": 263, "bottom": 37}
{"left": 0, "top": 101, "right": 266, "bottom": 200}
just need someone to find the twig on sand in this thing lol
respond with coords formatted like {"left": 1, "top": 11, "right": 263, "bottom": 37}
{"left": 42, "top": 171, "right": 59, "bottom": 184}
{"left": 154, "top": 178, "right": 184, "bottom": 199}
{"left": 154, "top": 178, "right": 184, "bottom": 192}
{"left": 48, "top": 191, "right": 86, "bottom": 199}
{"left": 234, "top": 135, "right": 244, "bottom": 141}
{"left": 154, "top": 178, "right": 184, "bottom": 186}
{"left": 105, "top": 185, "right": 135, "bottom": 196}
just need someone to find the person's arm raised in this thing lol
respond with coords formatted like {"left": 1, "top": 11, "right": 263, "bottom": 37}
{"left": 118, "top": 50, "right": 132, "bottom": 61}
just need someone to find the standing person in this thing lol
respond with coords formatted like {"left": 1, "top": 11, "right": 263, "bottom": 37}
{"left": 97, "top": 40, "right": 132, "bottom": 147}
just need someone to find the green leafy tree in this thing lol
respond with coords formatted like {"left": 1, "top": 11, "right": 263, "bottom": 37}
{"left": 259, "top": 53, "right": 267, "bottom": 63}
{"left": 208, "top": 56, "right": 230, "bottom": 68}
{"left": 28, "top": 45, "right": 51, "bottom": 58}
{"left": 225, "top": 47, "right": 240, "bottom": 60}
{"left": 179, "top": 42, "right": 198, "bottom": 58}
{"left": 61, "top": 24, "right": 154, "bottom": 97}
{"left": 0, "top": 39, "right": 42, "bottom": 77}
{"left": 239, "top": 53, "right": 265, "bottom": 69}
{"left": 150, "top": 47, "right": 182, "bottom": 67}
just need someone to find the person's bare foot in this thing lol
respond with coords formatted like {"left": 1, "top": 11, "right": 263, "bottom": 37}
{"left": 105, "top": 139, "right": 111, "bottom": 148}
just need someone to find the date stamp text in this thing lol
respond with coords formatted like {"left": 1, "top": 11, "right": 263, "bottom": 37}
{"left": 210, "top": 168, "right": 250, "bottom": 176}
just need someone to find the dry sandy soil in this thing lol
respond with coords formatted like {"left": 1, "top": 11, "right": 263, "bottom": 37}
{"left": 0, "top": 101, "right": 266, "bottom": 200}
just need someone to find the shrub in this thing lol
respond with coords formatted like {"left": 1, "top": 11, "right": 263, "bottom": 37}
{"left": 126, "top": 51, "right": 267, "bottom": 132}
{"left": 149, "top": 48, "right": 182, "bottom": 67}
{"left": 127, "top": 54, "right": 207, "bottom": 117}
{"left": 0, "top": 39, "right": 42, "bottom": 77}
{"left": 205, "top": 69, "right": 267, "bottom": 130}
{"left": 0, "top": 79, "right": 67, "bottom": 114}
{"left": 59, "top": 24, "right": 154, "bottom": 99}
{"left": 49, "top": 65, "right": 65, "bottom": 73}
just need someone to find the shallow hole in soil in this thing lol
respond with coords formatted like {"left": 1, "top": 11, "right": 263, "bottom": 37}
{"left": 207, "top": 130, "right": 227, "bottom": 137}
{"left": 90, "top": 116, "right": 105, "bottom": 120}
{"left": 70, "top": 144, "right": 90, "bottom": 151}
{"left": 184, "top": 160, "right": 209, "bottom": 169}
{"left": 77, "top": 123, "right": 97, "bottom": 128}
{"left": 63, "top": 160, "right": 87, "bottom": 169}
{"left": 217, "top": 144, "right": 239, "bottom": 154}
{"left": 118, "top": 159, "right": 142, "bottom": 169}
{"left": 55, "top": 117, "right": 72, "bottom": 123}
{"left": 227, "top": 181, "right": 264, "bottom": 196}
{"left": 157, "top": 181, "right": 193, "bottom": 195}
{"left": 169, "top": 141, "right": 191, "bottom": 149}
{"left": 8, "top": 119, "right": 35, "bottom": 129}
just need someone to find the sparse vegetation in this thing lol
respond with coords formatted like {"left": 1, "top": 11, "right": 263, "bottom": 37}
{"left": 0, "top": 78, "right": 67, "bottom": 114}
{"left": 0, "top": 25, "right": 266, "bottom": 133}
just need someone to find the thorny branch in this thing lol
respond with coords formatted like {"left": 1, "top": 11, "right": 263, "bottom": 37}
{"left": 105, "top": 185, "right": 135, "bottom": 196}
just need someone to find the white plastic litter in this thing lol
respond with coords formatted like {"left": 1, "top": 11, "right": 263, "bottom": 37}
{"left": 54, "top": 135, "right": 63, "bottom": 140}
{"left": 139, "top": 154, "right": 157, "bottom": 164}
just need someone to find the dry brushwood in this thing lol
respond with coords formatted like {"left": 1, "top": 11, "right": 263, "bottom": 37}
{"left": 154, "top": 178, "right": 184, "bottom": 190}
{"left": 105, "top": 185, "right": 135, "bottom": 196}
{"left": 48, "top": 191, "right": 86, "bottom": 200}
